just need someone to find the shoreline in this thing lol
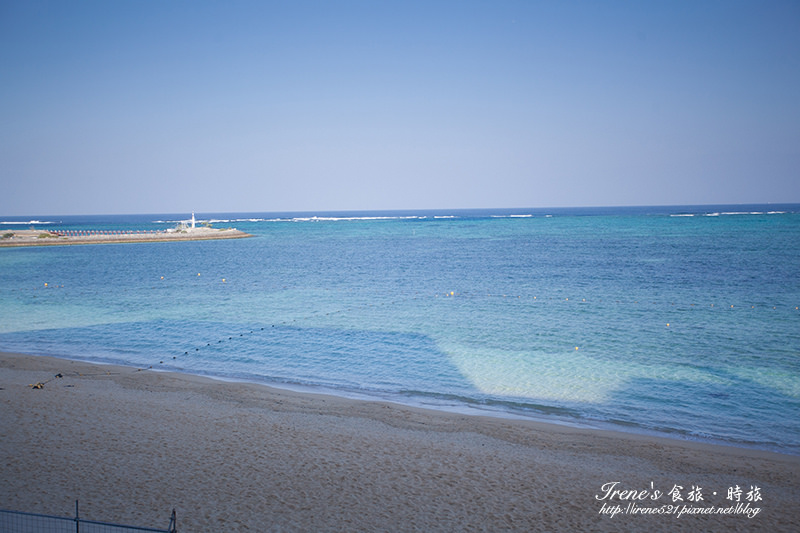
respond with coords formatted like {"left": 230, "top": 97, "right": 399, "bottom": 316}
{"left": 159, "top": 363, "right": 798, "bottom": 457}
{"left": 2, "top": 351, "right": 798, "bottom": 531}
{"left": 16, "top": 349, "right": 793, "bottom": 457}
{"left": 0, "top": 227, "right": 252, "bottom": 247}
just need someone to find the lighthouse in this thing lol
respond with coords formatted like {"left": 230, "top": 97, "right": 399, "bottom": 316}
{"left": 191, "top": 212, "right": 196, "bottom": 229}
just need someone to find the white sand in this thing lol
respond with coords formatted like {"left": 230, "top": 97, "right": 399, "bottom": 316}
{"left": 1, "top": 352, "right": 798, "bottom": 532}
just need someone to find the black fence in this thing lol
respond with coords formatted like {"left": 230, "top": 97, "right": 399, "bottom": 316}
{"left": 0, "top": 502, "right": 176, "bottom": 533}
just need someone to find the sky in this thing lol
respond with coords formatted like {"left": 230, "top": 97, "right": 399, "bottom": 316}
{"left": 1, "top": 0, "right": 799, "bottom": 216}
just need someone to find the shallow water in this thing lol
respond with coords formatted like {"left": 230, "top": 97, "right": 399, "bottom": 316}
{"left": 1, "top": 205, "right": 799, "bottom": 453}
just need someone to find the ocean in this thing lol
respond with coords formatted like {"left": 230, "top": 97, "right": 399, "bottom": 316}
{"left": 1, "top": 205, "right": 799, "bottom": 454}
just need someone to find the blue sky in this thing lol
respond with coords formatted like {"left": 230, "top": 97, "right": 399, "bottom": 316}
{"left": 1, "top": 0, "right": 798, "bottom": 216}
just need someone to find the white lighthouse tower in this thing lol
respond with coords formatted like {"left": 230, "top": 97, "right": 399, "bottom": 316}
{"left": 191, "top": 212, "right": 196, "bottom": 229}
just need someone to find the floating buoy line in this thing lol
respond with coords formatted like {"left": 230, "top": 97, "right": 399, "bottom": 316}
{"left": 159, "top": 288, "right": 799, "bottom": 371}
{"left": 3, "top": 274, "right": 797, "bottom": 371}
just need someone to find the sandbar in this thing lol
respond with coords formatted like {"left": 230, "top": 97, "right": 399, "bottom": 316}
{"left": 1, "top": 351, "right": 798, "bottom": 532}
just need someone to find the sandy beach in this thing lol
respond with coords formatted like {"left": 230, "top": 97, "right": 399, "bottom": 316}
{"left": 1, "top": 352, "right": 798, "bottom": 532}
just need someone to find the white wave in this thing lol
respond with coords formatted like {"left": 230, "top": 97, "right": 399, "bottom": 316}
{"left": 674, "top": 210, "right": 790, "bottom": 218}
{"left": 1, "top": 220, "right": 55, "bottom": 225}
{"left": 209, "top": 218, "right": 274, "bottom": 223}
{"left": 289, "top": 215, "right": 426, "bottom": 222}
{"left": 153, "top": 216, "right": 432, "bottom": 224}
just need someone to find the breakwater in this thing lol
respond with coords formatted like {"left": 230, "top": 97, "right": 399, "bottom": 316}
{"left": 0, "top": 227, "right": 252, "bottom": 247}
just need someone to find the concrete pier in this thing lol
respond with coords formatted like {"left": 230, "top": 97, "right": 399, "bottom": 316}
{"left": 0, "top": 227, "right": 252, "bottom": 247}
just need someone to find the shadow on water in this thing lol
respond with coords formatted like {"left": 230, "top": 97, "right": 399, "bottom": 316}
{"left": 0, "top": 319, "right": 481, "bottom": 399}
{"left": 1, "top": 319, "right": 587, "bottom": 418}
{"left": 3, "top": 320, "right": 798, "bottom": 452}
{"left": 598, "top": 369, "right": 800, "bottom": 453}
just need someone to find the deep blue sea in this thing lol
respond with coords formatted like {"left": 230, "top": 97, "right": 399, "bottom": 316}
{"left": 1, "top": 205, "right": 799, "bottom": 453}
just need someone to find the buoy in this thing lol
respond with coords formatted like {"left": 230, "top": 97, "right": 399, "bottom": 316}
{"left": 222, "top": 278, "right": 226, "bottom": 282}
{"left": 666, "top": 323, "right": 670, "bottom": 327}
{"left": 450, "top": 291, "right": 454, "bottom": 296}
{"left": 44, "top": 283, "right": 48, "bottom": 287}
{"left": 161, "top": 276, "right": 164, "bottom": 280}
{"left": 197, "top": 273, "right": 201, "bottom": 276}
{"left": 575, "top": 346, "right": 579, "bottom": 350}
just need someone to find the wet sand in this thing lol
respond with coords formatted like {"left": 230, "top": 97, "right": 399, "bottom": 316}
{"left": 1, "top": 351, "right": 798, "bottom": 532}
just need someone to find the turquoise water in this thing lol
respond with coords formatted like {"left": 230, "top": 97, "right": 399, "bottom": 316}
{"left": 1, "top": 205, "right": 799, "bottom": 453}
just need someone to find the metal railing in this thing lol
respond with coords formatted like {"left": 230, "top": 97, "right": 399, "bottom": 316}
{"left": 0, "top": 501, "right": 176, "bottom": 533}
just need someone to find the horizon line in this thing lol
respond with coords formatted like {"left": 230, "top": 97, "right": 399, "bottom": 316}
{"left": 2, "top": 202, "right": 800, "bottom": 220}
